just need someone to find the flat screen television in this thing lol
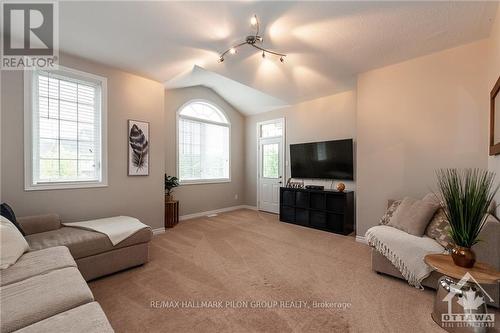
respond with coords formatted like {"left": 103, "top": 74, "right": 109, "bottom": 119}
{"left": 290, "top": 139, "right": 354, "bottom": 180}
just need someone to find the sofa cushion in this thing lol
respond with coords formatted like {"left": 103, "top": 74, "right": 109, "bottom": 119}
{"left": 388, "top": 197, "right": 439, "bottom": 236}
{"left": 0, "top": 217, "right": 29, "bottom": 269}
{"left": 0, "top": 246, "right": 76, "bottom": 286}
{"left": 17, "top": 214, "right": 61, "bottom": 235}
{"left": 25, "top": 227, "right": 152, "bottom": 259}
{"left": 0, "top": 267, "right": 94, "bottom": 333}
{"left": 379, "top": 200, "right": 401, "bottom": 225}
{"left": 422, "top": 192, "right": 441, "bottom": 206}
{"left": 14, "top": 302, "right": 113, "bottom": 333}
{"left": 425, "top": 208, "right": 452, "bottom": 249}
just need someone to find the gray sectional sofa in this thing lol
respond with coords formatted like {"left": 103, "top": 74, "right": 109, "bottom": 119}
{"left": 1, "top": 213, "right": 153, "bottom": 332}
{"left": 0, "top": 246, "right": 114, "bottom": 333}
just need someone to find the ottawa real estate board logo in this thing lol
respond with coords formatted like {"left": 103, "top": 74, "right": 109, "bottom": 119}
{"left": 441, "top": 272, "right": 495, "bottom": 330}
{"left": 1, "top": 1, "right": 58, "bottom": 69}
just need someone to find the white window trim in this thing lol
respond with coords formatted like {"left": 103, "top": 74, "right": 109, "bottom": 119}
{"left": 176, "top": 99, "right": 231, "bottom": 185}
{"left": 24, "top": 66, "right": 108, "bottom": 191}
{"left": 257, "top": 118, "right": 285, "bottom": 140}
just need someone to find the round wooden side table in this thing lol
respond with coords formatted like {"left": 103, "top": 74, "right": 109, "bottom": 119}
{"left": 424, "top": 254, "right": 500, "bottom": 333}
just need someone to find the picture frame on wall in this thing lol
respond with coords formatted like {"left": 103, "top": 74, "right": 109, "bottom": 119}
{"left": 128, "top": 119, "right": 150, "bottom": 176}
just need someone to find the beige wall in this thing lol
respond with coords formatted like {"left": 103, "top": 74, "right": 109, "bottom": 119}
{"left": 0, "top": 53, "right": 166, "bottom": 229}
{"left": 2, "top": 14, "right": 498, "bottom": 229}
{"left": 164, "top": 86, "right": 245, "bottom": 215}
{"left": 356, "top": 40, "right": 490, "bottom": 236}
{"left": 488, "top": 5, "right": 500, "bottom": 216}
{"left": 244, "top": 90, "right": 357, "bottom": 206}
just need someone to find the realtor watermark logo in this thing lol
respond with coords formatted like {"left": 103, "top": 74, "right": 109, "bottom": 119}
{"left": 441, "top": 272, "right": 495, "bottom": 329}
{"left": 1, "top": 1, "right": 58, "bottom": 69}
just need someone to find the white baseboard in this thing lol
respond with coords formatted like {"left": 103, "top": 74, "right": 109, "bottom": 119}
{"left": 152, "top": 227, "right": 165, "bottom": 235}
{"left": 355, "top": 235, "right": 367, "bottom": 244}
{"left": 152, "top": 206, "right": 258, "bottom": 235}
{"left": 180, "top": 205, "right": 258, "bottom": 221}
{"left": 239, "top": 205, "right": 258, "bottom": 211}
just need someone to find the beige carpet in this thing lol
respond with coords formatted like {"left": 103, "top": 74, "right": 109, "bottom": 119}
{"left": 89, "top": 209, "right": 498, "bottom": 332}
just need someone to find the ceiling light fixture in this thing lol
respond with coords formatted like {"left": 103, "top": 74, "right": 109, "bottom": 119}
{"left": 218, "top": 15, "right": 286, "bottom": 64}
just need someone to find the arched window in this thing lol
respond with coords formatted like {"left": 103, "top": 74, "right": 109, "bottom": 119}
{"left": 177, "top": 101, "right": 230, "bottom": 183}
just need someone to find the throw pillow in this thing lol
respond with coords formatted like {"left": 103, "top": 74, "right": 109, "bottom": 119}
{"left": 422, "top": 193, "right": 441, "bottom": 206}
{"left": 0, "top": 203, "right": 26, "bottom": 236}
{"left": 379, "top": 200, "right": 402, "bottom": 225}
{"left": 425, "top": 208, "right": 452, "bottom": 249}
{"left": 387, "top": 197, "right": 440, "bottom": 236}
{"left": 0, "top": 216, "right": 29, "bottom": 269}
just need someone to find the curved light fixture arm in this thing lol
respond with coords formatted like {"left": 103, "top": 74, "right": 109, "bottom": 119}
{"left": 251, "top": 44, "right": 286, "bottom": 58}
{"left": 219, "top": 41, "right": 247, "bottom": 58}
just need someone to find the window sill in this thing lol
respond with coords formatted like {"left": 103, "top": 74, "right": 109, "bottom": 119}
{"left": 25, "top": 182, "right": 108, "bottom": 191}
{"left": 180, "top": 179, "right": 231, "bottom": 186}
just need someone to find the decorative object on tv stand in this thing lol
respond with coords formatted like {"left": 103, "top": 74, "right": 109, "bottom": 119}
{"left": 436, "top": 168, "right": 499, "bottom": 268}
{"left": 218, "top": 15, "right": 286, "bottom": 64}
{"left": 305, "top": 185, "right": 324, "bottom": 190}
{"left": 286, "top": 178, "right": 304, "bottom": 189}
{"left": 336, "top": 183, "right": 346, "bottom": 192}
{"left": 164, "top": 174, "right": 179, "bottom": 202}
{"left": 128, "top": 120, "right": 149, "bottom": 176}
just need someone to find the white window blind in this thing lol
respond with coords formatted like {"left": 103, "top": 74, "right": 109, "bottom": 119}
{"left": 178, "top": 102, "right": 230, "bottom": 182}
{"left": 27, "top": 68, "right": 106, "bottom": 189}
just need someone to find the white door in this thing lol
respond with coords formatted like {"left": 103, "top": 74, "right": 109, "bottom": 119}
{"left": 257, "top": 119, "right": 284, "bottom": 214}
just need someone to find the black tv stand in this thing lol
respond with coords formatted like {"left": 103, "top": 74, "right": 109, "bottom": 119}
{"left": 279, "top": 187, "right": 354, "bottom": 235}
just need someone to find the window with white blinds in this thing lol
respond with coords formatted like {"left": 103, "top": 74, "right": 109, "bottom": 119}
{"left": 178, "top": 101, "right": 230, "bottom": 183}
{"left": 25, "top": 67, "right": 107, "bottom": 190}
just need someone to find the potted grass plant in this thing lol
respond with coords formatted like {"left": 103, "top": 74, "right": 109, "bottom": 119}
{"left": 436, "top": 168, "right": 499, "bottom": 268}
{"left": 164, "top": 174, "right": 180, "bottom": 202}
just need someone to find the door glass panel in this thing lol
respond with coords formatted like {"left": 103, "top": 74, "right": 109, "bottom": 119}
{"left": 261, "top": 122, "right": 283, "bottom": 138}
{"left": 262, "top": 143, "right": 279, "bottom": 178}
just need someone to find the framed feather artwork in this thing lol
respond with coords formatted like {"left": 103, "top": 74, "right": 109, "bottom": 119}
{"left": 128, "top": 120, "right": 150, "bottom": 176}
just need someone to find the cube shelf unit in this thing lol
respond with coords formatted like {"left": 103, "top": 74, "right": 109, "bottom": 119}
{"left": 279, "top": 187, "right": 354, "bottom": 235}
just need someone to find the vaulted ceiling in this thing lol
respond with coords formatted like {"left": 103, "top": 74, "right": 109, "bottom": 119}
{"left": 58, "top": 1, "right": 498, "bottom": 113}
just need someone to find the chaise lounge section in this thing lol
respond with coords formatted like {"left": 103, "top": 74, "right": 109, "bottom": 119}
{"left": 17, "top": 214, "right": 153, "bottom": 281}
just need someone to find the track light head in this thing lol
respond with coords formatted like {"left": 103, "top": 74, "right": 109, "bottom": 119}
{"left": 280, "top": 56, "right": 284, "bottom": 63}
{"left": 250, "top": 15, "right": 258, "bottom": 26}
{"left": 218, "top": 56, "right": 224, "bottom": 63}
{"left": 262, "top": 51, "right": 265, "bottom": 58}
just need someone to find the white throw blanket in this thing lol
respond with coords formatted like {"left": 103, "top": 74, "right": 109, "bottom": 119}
{"left": 366, "top": 225, "right": 445, "bottom": 289}
{"left": 62, "top": 216, "right": 148, "bottom": 246}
